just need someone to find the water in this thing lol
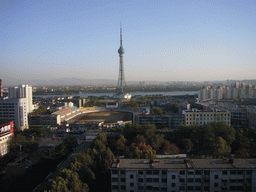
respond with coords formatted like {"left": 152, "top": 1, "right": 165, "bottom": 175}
{"left": 34, "top": 91, "right": 198, "bottom": 98}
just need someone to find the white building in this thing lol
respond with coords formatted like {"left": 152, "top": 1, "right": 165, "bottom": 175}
{"left": 111, "top": 158, "right": 256, "bottom": 192}
{"left": 8, "top": 84, "right": 33, "bottom": 113}
{"left": 0, "top": 97, "right": 28, "bottom": 130}
{"left": 183, "top": 108, "right": 231, "bottom": 127}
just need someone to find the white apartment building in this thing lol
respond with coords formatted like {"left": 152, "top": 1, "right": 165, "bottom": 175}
{"left": 0, "top": 97, "right": 28, "bottom": 130}
{"left": 8, "top": 84, "right": 33, "bottom": 113}
{"left": 183, "top": 108, "right": 231, "bottom": 126}
{"left": 111, "top": 158, "right": 256, "bottom": 192}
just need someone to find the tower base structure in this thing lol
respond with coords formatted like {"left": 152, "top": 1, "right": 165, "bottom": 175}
{"left": 113, "top": 92, "right": 131, "bottom": 100}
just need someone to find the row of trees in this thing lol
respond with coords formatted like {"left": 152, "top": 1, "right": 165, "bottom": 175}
{"left": 167, "top": 122, "right": 256, "bottom": 158}
{"left": 49, "top": 133, "right": 114, "bottom": 192}
{"left": 108, "top": 124, "right": 180, "bottom": 158}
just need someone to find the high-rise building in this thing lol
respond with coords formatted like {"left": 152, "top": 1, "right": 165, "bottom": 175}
{"left": 0, "top": 97, "right": 28, "bottom": 130}
{"left": 8, "top": 84, "right": 33, "bottom": 113}
{"left": 0, "top": 121, "right": 14, "bottom": 156}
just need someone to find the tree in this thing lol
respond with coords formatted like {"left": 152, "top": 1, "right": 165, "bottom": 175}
{"left": 153, "top": 107, "right": 163, "bottom": 115}
{"left": 212, "top": 137, "right": 231, "bottom": 158}
{"left": 130, "top": 142, "right": 157, "bottom": 158}
{"left": 114, "top": 135, "right": 128, "bottom": 156}
{"left": 51, "top": 168, "right": 89, "bottom": 192}
{"left": 182, "top": 138, "right": 193, "bottom": 153}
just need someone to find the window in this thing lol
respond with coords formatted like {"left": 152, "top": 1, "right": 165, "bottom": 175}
{"left": 162, "top": 170, "right": 167, "bottom": 175}
{"left": 130, "top": 190, "right": 134, "bottom": 192}
{"left": 230, "top": 170, "right": 236, "bottom": 175}
{"left": 204, "top": 170, "right": 210, "bottom": 175}
{"left": 161, "top": 188, "right": 167, "bottom": 191}
{"left": 153, "top": 178, "right": 159, "bottom": 182}
{"left": 138, "top": 170, "right": 143, "bottom": 175}
{"left": 121, "top": 178, "right": 126, "bottom": 182}
{"left": 195, "top": 178, "right": 201, "bottom": 182}
{"left": 138, "top": 178, "right": 143, "bottom": 183}
{"left": 180, "top": 178, "right": 185, "bottom": 183}
{"left": 204, "top": 186, "right": 209, "bottom": 191}
{"left": 130, "top": 183, "right": 134, "bottom": 187}
{"left": 222, "top": 170, "right": 228, "bottom": 175}
{"left": 146, "top": 186, "right": 153, "bottom": 190}
{"left": 162, "top": 178, "right": 167, "bottom": 183}
{"left": 153, "top": 170, "right": 159, "bottom": 175}
{"left": 130, "top": 175, "right": 134, "bottom": 179}
{"left": 188, "top": 178, "right": 194, "bottom": 182}
{"left": 121, "top": 186, "right": 126, "bottom": 190}
{"left": 112, "top": 178, "right": 118, "bottom": 182}
{"left": 146, "top": 178, "right": 152, "bottom": 182}
{"left": 246, "top": 170, "right": 252, "bottom": 175}
{"left": 138, "top": 186, "right": 143, "bottom": 190}
{"left": 172, "top": 175, "right": 175, "bottom": 179}
{"left": 121, "top": 170, "right": 125, "bottom": 175}
{"left": 215, "top": 175, "right": 218, "bottom": 179}
{"left": 195, "top": 186, "right": 201, "bottom": 190}
{"left": 112, "top": 185, "right": 118, "bottom": 189}
{"left": 153, "top": 187, "right": 159, "bottom": 191}
{"left": 188, "top": 171, "right": 194, "bottom": 175}
{"left": 112, "top": 170, "right": 118, "bottom": 174}
{"left": 172, "top": 183, "right": 175, "bottom": 187}
{"left": 214, "top": 183, "right": 218, "bottom": 187}
{"left": 180, "top": 170, "right": 185, "bottom": 175}
{"left": 146, "top": 170, "right": 152, "bottom": 175}
{"left": 195, "top": 170, "right": 201, "bottom": 175}
{"left": 188, "top": 186, "right": 194, "bottom": 190}
{"left": 179, "top": 186, "right": 185, "bottom": 190}
{"left": 237, "top": 170, "right": 243, "bottom": 175}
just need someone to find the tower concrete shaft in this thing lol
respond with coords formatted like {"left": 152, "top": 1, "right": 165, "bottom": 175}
{"left": 117, "top": 26, "right": 125, "bottom": 93}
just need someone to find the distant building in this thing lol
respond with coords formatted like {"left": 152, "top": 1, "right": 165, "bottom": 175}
{"left": 111, "top": 158, "right": 256, "bottom": 192}
{"left": 183, "top": 108, "right": 231, "bottom": 126}
{"left": 8, "top": 84, "right": 33, "bottom": 113}
{"left": 0, "top": 121, "right": 14, "bottom": 156}
{"left": 0, "top": 97, "right": 28, "bottom": 130}
{"left": 28, "top": 114, "right": 61, "bottom": 126}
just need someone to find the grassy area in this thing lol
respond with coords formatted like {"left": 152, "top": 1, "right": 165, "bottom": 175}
{"left": 70, "top": 111, "right": 127, "bottom": 123}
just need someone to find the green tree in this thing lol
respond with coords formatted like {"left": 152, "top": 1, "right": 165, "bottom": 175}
{"left": 51, "top": 168, "right": 89, "bottom": 192}
{"left": 153, "top": 107, "right": 163, "bottom": 115}
{"left": 182, "top": 138, "right": 194, "bottom": 153}
{"left": 212, "top": 137, "right": 231, "bottom": 158}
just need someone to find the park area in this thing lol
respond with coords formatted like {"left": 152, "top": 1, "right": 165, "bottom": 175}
{"left": 69, "top": 111, "right": 131, "bottom": 124}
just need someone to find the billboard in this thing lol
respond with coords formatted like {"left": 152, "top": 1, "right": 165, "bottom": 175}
{"left": 0, "top": 121, "right": 14, "bottom": 136}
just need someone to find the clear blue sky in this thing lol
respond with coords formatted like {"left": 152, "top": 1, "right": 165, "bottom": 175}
{"left": 1, "top": 0, "right": 256, "bottom": 82}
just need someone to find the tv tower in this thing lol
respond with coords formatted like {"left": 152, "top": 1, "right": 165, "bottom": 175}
{"left": 117, "top": 24, "right": 125, "bottom": 93}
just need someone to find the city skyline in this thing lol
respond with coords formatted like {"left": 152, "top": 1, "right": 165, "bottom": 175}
{"left": 1, "top": 0, "right": 256, "bottom": 83}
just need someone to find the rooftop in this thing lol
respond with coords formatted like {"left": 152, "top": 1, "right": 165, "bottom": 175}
{"left": 111, "top": 158, "right": 256, "bottom": 169}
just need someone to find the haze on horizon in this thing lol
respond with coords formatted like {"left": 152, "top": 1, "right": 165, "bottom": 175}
{"left": 1, "top": 0, "right": 256, "bottom": 83}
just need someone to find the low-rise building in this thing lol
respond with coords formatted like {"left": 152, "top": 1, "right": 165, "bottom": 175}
{"left": 111, "top": 158, "right": 256, "bottom": 192}
{"left": 183, "top": 108, "right": 231, "bottom": 126}
{"left": 0, "top": 121, "right": 14, "bottom": 156}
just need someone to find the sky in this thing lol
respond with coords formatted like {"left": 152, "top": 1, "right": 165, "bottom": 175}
{"left": 1, "top": 0, "right": 256, "bottom": 83}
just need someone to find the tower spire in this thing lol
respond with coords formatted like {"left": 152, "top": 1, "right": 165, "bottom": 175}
{"left": 120, "top": 23, "right": 122, "bottom": 47}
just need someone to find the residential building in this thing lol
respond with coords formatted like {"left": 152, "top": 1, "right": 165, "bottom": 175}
{"left": 111, "top": 158, "right": 256, "bottom": 192}
{"left": 28, "top": 114, "right": 61, "bottom": 126}
{"left": 183, "top": 108, "right": 231, "bottom": 127}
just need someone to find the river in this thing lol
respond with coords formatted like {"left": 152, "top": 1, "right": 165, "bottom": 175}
{"left": 34, "top": 91, "right": 198, "bottom": 98}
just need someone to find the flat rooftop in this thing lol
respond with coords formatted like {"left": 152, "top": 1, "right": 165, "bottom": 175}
{"left": 111, "top": 159, "right": 256, "bottom": 169}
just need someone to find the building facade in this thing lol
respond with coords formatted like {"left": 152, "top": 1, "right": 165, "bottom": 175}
{"left": 0, "top": 97, "right": 28, "bottom": 130}
{"left": 8, "top": 84, "right": 33, "bottom": 113}
{"left": 183, "top": 109, "right": 231, "bottom": 127}
{"left": 0, "top": 121, "right": 14, "bottom": 156}
{"left": 111, "top": 158, "right": 256, "bottom": 192}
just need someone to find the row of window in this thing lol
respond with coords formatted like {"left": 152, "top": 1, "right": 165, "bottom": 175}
{"left": 186, "top": 113, "right": 229, "bottom": 117}
{"left": 112, "top": 169, "right": 253, "bottom": 176}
